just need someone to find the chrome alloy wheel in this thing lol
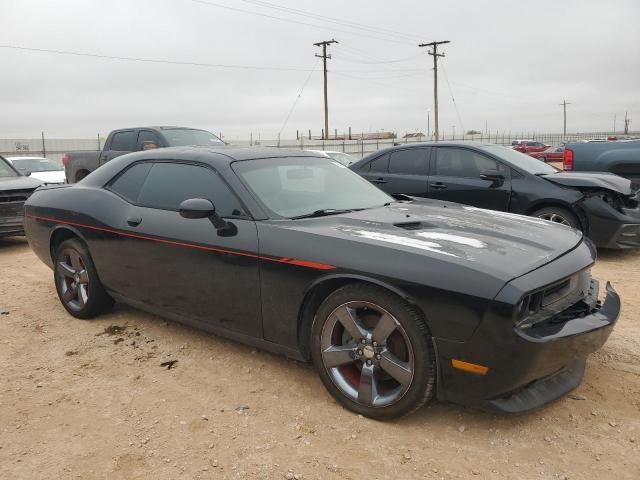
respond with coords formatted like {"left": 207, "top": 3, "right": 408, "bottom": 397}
{"left": 537, "top": 212, "right": 571, "bottom": 226}
{"left": 55, "top": 248, "right": 90, "bottom": 311}
{"left": 320, "top": 301, "right": 415, "bottom": 408}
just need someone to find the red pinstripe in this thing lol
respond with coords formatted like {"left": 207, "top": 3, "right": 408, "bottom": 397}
{"left": 27, "top": 214, "right": 336, "bottom": 271}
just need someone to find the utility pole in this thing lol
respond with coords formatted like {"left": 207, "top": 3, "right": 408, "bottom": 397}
{"left": 624, "top": 111, "right": 631, "bottom": 135}
{"left": 613, "top": 113, "right": 617, "bottom": 134}
{"left": 419, "top": 40, "right": 450, "bottom": 142}
{"left": 314, "top": 39, "right": 338, "bottom": 140}
{"left": 560, "top": 99, "right": 571, "bottom": 136}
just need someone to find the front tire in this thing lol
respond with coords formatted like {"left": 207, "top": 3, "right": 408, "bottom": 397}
{"left": 311, "top": 283, "right": 436, "bottom": 419}
{"left": 531, "top": 206, "right": 581, "bottom": 230}
{"left": 54, "top": 238, "right": 113, "bottom": 319}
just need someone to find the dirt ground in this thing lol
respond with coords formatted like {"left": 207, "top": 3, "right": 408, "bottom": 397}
{"left": 1, "top": 237, "right": 639, "bottom": 480}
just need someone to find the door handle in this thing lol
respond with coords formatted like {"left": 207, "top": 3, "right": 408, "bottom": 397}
{"left": 371, "top": 177, "right": 388, "bottom": 184}
{"left": 430, "top": 183, "right": 447, "bottom": 190}
{"left": 127, "top": 216, "right": 142, "bottom": 227}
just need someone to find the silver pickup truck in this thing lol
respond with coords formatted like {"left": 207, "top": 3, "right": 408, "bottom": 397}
{"left": 62, "top": 126, "right": 225, "bottom": 183}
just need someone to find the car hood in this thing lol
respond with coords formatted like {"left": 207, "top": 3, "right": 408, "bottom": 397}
{"left": 541, "top": 172, "right": 633, "bottom": 196}
{"left": 0, "top": 176, "right": 43, "bottom": 191}
{"left": 278, "top": 201, "right": 584, "bottom": 281}
{"left": 29, "top": 170, "right": 66, "bottom": 184}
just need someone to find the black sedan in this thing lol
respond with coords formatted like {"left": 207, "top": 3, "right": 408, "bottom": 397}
{"left": 351, "top": 142, "right": 640, "bottom": 248}
{"left": 24, "top": 147, "right": 619, "bottom": 419}
{"left": 0, "top": 155, "right": 42, "bottom": 237}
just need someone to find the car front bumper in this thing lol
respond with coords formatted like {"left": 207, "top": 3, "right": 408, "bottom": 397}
{"left": 581, "top": 195, "right": 640, "bottom": 248}
{"left": 434, "top": 280, "right": 620, "bottom": 413}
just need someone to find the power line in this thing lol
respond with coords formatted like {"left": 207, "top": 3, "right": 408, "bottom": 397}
{"left": 334, "top": 71, "right": 429, "bottom": 95}
{"left": 0, "top": 44, "right": 426, "bottom": 74}
{"left": 439, "top": 60, "right": 464, "bottom": 135}
{"left": 0, "top": 44, "right": 313, "bottom": 71}
{"left": 238, "top": 0, "right": 423, "bottom": 42}
{"left": 184, "top": 0, "right": 415, "bottom": 45}
{"left": 278, "top": 60, "right": 320, "bottom": 137}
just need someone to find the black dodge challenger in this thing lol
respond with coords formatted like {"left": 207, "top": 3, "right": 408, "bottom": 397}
{"left": 351, "top": 142, "right": 640, "bottom": 248}
{"left": 24, "top": 147, "right": 620, "bottom": 419}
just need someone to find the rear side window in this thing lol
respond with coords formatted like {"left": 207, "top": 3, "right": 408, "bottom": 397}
{"left": 110, "top": 131, "right": 136, "bottom": 151}
{"left": 108, "top": 162, "right": 152, "bottom": 203}
{"left": 136, "top": 163, "right": 244, "bottom": 217}
{"left": 388, "top": 148, "right": 428, "bottom": 175}
{"left": 433, "top": 148, "right": 499, "bottom": 178}
{"left": 367, "top": 153, "right": 389, "bottom": 173}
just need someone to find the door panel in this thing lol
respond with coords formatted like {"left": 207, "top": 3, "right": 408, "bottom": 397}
{"left": 427, "top": 147, "right": 511, "bottom": 211}
{"left": 122, "top": 209, "right": 262, "bottom": 337}
{"left": 96, "top": 161, "right": 262, "bottom": 338}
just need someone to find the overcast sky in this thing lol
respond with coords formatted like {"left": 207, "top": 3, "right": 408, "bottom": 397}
{"left": 1, "top": 0, "right": 638, "bottom": 140}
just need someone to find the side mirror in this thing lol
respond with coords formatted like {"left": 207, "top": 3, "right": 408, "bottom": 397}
{"left": 178, "top": 198, "right": 237, "bottom": 235}
{"left": 479, "top": 169, "right": 505, "bottom": 185}
{"left": 18, "top": 169, "right": 32, "bottom": 177}
{"left": 179, "top": 198, "right": 214, "bottom": 219}
{"left": 142, "top": 141, "right": 158, "bottom": 151}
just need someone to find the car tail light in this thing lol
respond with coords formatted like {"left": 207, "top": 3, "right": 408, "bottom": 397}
{"left": 563, "top": 148, "right": 574, "bottom": 170}
{"left": 61, "top": 153, "right": 70, "bottom": 167}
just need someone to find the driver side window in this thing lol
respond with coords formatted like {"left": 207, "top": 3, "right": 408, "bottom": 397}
{"left": 433, "top": 148, "right": 503, "bottom": 178}
{"left": 108, "top": 162, "right": 246, "bottom": 217}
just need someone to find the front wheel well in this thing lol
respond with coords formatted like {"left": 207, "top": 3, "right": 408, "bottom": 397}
{"left": 526, "top": 201, "right": 587, "bottom": 232}
{"left": 296, "top": 277, "right": 423, "bottom": 361}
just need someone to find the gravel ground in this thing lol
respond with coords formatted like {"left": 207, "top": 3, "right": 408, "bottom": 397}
{"left": 1, "top": 237, "right": 639, "bottom": 480}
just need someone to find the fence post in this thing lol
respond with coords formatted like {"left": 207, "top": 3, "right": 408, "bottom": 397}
{"left": 97, "top": 133, "right": 101, "bottom": 151}
{"left": 41, "top": 131, "right": 46, "bottom": 157}
{"left": 277, "top": 133, "right": 281, "bottom": 148}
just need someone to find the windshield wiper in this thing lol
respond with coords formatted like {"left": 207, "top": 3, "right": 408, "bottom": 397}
{"left": 290, "top": 209, "right": 353, "bottom": 220}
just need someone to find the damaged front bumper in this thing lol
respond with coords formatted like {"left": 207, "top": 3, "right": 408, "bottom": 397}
{"left": 581, "top": 194, "right": 640, "bottom": 248}
{"left": 434, "top": 241, "right": 620, "bottom": 413}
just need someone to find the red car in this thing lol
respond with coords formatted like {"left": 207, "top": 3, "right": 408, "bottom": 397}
{"left": 511, "top": 140, "right": 550, "bottom": 154}
{"left": 529, "top": 146, "right": 565, "bottom": 162}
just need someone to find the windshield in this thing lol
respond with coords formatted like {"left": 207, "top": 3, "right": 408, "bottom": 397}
{"left": 162, "top": 128, "right": 225, "bottom": 147}
{"left": 326, "top": 151, "right": 357, "bottom": 166}
{"left": 9, "top": 158, "right": 63, "bottom": 172}
{"left": 484, "top": 145, "right": 559, "bottom": 174}
{"left": 233, "top": 156, "right": 394, "bottom": 218}
{"left": 0, "top": 157, "right": 19, "bottom": 178}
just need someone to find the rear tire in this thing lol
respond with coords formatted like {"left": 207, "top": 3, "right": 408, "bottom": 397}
{"left": 531, "top": 206, "right": 581, "bottom": 230}
{"left": 311, "top": 283, "right": 436, "bottom": 420}
{"left": 53, "top": 238, "right": 113, "bottom": 319}
{"left": 539, "top": 156, "right": 546, "bottom": 162}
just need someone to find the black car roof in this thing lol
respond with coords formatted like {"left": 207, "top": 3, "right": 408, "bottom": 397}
{"left": 355, "top": 141, "right": 500, "bottom": 163}
{"left": 81, "top": 146, "right": 328, "bottom": 187}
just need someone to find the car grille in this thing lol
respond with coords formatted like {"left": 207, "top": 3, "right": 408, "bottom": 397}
{"left": 0, "top": 189, "right": 32, "bottom": 203}
{"left": 516, "top": 270, "right": 595, "bottom": 328}
{"left": 0, "top": 189, "right": 33, "bottom": 220}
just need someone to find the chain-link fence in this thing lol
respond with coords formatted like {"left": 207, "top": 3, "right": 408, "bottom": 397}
{"left": 1, "top": 130, "right": 637, "bottom": 163}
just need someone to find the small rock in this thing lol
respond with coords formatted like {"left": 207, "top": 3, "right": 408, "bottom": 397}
{"left": 285, "top": 473, "right": 294, "bottom": 480}
{"left": 544, "top": 436, "right": 552, "bottom": 442}
{"left": 458, "top": 425, "right": 466, "bottom": 433}
{"left": 568, "top": 393, "right": 587, "bottom": 401}
{"left": 350, "top": 434, "right": 357, "bottom": 440}
{"left": 471, "top": 469, "right": 480, "bottom": 475}
{"left": 201, "top": 415, "right": 208, "bottom": 421}
{"left": 432, "top": 468, "right": 439, "bottom": 473}
{"left": 595, "top": 455, "right": 601, "bottom": 462}
{"left": 630, "top": 438, "right": 636, "bottom": 443}
{"left": 208, "top": 443, "right": 214, "bottom": 449}
{"left": 403, "top": 453, "right": 411, "bottom": 461}
{"left": 590, "top": 411, "right": 598, "bottom": 416}
{"left": 608, "top": 421, "right": 617, "bottom": 427}
{"left": 202, "top": 466, "right": 209, "bottom": 471}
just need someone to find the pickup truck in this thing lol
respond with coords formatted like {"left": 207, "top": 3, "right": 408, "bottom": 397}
{"left": 564, "top": 140, "right": 640, "bottom": 188}
{"left": 62, "top": 126, "right": 225, "bottom": 183}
